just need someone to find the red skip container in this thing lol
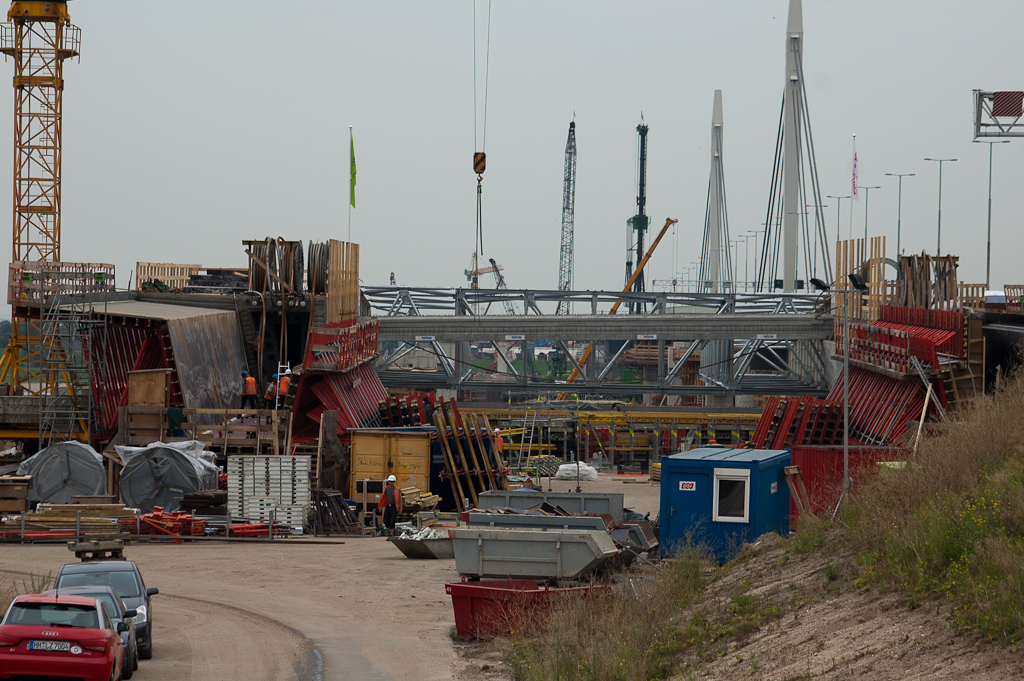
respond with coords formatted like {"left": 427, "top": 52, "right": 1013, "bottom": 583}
{"left": 445, "top": 577, "right": 600, "bottom": 639}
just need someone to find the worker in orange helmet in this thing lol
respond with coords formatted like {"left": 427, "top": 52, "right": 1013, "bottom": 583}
{"left": 241, "top": 371, "right": 258, "bottom": 410}
{"left": 377, "top": 474, "right": 403, "bottom": 535}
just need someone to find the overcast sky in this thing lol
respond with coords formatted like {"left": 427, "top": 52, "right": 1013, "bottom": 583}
{"left": 2, "top": 0, "right": 1021, "bottom": 305}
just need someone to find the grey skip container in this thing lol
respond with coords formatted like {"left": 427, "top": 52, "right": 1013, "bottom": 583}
{"left": 468, "top": 511, "right": 658, "bottom": 553}
{"left": 452, "top": 527, "right": 619, "bottom": 580}
{"left": 476, "top": 490, "right": 625, "bottom": 522}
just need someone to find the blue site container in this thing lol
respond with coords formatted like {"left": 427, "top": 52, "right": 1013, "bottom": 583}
{"left": 659, "top": 447, "right": 790, "bottom": 562}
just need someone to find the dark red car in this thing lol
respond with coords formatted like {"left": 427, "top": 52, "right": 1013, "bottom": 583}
{"left": 0, "top": 593, "right": 127, "bottom": 681}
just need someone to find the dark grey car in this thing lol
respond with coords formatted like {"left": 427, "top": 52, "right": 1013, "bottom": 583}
{"left": 43, "top": 586, "right": 139, "bottom": 678}
{"left": 54, "top": 561, "right": 159, "bottom": 659}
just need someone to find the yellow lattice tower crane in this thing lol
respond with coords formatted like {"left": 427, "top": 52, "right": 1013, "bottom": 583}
{"left": 0, "top": 1, "right": 80, "bottom": 390}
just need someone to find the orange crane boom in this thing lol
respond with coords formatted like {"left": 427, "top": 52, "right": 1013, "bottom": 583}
{"left": 563, "top": 217, "right": 678, "bottom": 387}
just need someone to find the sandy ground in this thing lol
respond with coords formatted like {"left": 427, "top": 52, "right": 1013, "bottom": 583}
{"left": 5, "top": 475, "right": 1018, "bottom": 680}
{"left": 0, "top": 475, "right": 661, "bottom": 681}
{"left": 671, "top": 534, "right": 1024, "bottom": 681}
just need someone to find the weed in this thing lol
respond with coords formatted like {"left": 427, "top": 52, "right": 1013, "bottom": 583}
{"left": 0, "top": 572, "right": 52, "bottom": 613}
{"left": 502, "top": 549, "right": 709, "bottom": 681}
{"left": 788, "top": 523, "right": 827, "bottom": 555}
{"left": 822, "top": 559, "right": 842, "bottom": 582}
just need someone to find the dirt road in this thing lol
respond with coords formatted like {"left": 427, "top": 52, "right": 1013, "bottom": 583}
{"left": 1, "top": 476, "right": 661, "bottom": 681}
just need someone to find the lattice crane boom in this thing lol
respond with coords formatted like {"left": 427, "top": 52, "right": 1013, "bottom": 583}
{"left": 556, "top": 120, "right": 576, "bottom": 315}
{"left": 1, "top": 1, "right": 80, "bottom": 263}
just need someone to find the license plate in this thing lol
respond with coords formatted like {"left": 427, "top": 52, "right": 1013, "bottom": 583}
{"left": 28, "top": 640, "right": 72, "bottom": 652}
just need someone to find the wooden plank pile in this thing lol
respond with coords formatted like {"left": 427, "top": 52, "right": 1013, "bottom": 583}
{"left": 1, "top": 503, "right": 135, "bottom": 539}
{"left": 401, "top": 487, "right": 441, "bottom": 513}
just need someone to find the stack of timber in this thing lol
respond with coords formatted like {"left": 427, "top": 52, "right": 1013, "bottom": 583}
{"left": 1, "top": 504, "right": 135, "bottom": 539}
{"left": 650, "top": 462, "right": 661, "bottom": 481}
{"left": 432, "top": 398, "right": 509, "bottom": 513}
{"left": 401, "top": 487, "right": 441, "bottom": 513}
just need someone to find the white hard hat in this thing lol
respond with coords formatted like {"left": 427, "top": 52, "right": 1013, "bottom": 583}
{"left": 387, "top": 474, "right": 396, "bottom": 482}
{"left": 493, "top": 428, "right": 500, "bottom": 433}
{"left": 285, "top": 369, "right": 292, "bottom": 375}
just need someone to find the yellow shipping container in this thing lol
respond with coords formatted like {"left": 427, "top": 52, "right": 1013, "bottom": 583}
{"left": 349, "top": 430, "right": 431, "bottom": 499}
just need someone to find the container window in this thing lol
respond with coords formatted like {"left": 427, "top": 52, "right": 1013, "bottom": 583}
{"left": 712, "top": 468, "right": 750, "bottom": 523}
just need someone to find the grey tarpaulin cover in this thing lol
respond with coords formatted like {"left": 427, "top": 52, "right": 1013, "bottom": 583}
{"left": 115, "top": 441, "right": 219, "bottom": 513}
{"left": 17, "top": 441, "right": 107, "bottom": 504}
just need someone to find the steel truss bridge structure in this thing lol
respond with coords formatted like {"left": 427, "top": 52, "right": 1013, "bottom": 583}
{"left": 364, "top": 287, "right": 835, "bottom": 397}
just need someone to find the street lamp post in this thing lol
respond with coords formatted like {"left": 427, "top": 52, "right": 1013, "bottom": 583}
{"left": 807, "top": 203, "right": 826, "bottom": 278}
{"left": 826, "top": 195, "right": 851, "bottom": 247}
{"left": 745, "top": 231, "right": 756, "bottom": 293}
{"left": 924, "top": 157, "right": 958, "bottom": 256}
{"left": 753, "top": 226, "right": 765, "bottom": 292}
{"left": 884, "top": 173, "right": 915, "bottom": 259}
{"left": 973, "top": 140, "right": 1010, "bottom": 289}
{"left": 731, "top": 239, "right": 742, "bottom": 292}
{"left": 858, "top": 185, "right": 881, "bottom": 245}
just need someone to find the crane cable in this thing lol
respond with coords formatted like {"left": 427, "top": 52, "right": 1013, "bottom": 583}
{"left": 473, "top": 0, "right": 493, "bottom": 256}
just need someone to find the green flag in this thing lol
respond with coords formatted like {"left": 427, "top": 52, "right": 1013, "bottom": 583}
{"left": 349, "top": 132, "right": 357, "bottom": 208}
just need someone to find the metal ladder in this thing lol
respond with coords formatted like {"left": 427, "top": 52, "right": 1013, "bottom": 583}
{"left": 517, "top": 411, "right": 537, "bottom": 469}
{"left": 234, "top": 296, "right": 260, "bottom": 375}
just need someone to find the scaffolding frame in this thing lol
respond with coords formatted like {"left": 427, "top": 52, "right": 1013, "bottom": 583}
{"left": 38, "top": 271, "right": 108, "bottom": 446}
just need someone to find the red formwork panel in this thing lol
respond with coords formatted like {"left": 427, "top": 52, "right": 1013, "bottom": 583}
{"left": 879, "top": 306, "right": 964, "bottom": 359}
{"left": 750, "top": 396, "right": 782, "bottom": 448}
{"left": 445, "top": 578, "right": 602, "bottom": 639}
{"left": 789, "top": 445, "right": 908, "bottom": 519}
{"left": 769, "top": 399, "right": 801, "bottom": 449}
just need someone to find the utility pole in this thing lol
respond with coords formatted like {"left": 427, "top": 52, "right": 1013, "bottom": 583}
{"left": 826, "top": 195, "right": 851, "bottom": 249}
{"left": 924, "top": 157, "right": 957, "bottom": 256}
{"left": 972, "top": 140, "right": 1009, "bottom": 289}
{"left": 858, "top": 186, "right": 880, "bottom": 244}
{"left": 884, "top": 173, "right": 915, "bottom": 259}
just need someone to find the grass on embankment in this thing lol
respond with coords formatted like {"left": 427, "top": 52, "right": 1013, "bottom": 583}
{"left": 503, "top": 550, "right": 707, "bottom": 681}
{"left": 843, "top": 370, "right": 1024, "bottom": 642}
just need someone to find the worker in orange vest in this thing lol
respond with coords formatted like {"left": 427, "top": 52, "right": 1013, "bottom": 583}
{"left": 377, "top": 474, "right": 403, "bottom": 535}
{"left": 264, "top": 374, "right": 278, "bottom": 409}
{"left": 241, "top": 371, "right": 258, "bottom": 410}
{"left": 493, "top": 428, "right": 505, "bottom": 463}
{"left": 278, "top": 369, "right": 291, "bottom": 399}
